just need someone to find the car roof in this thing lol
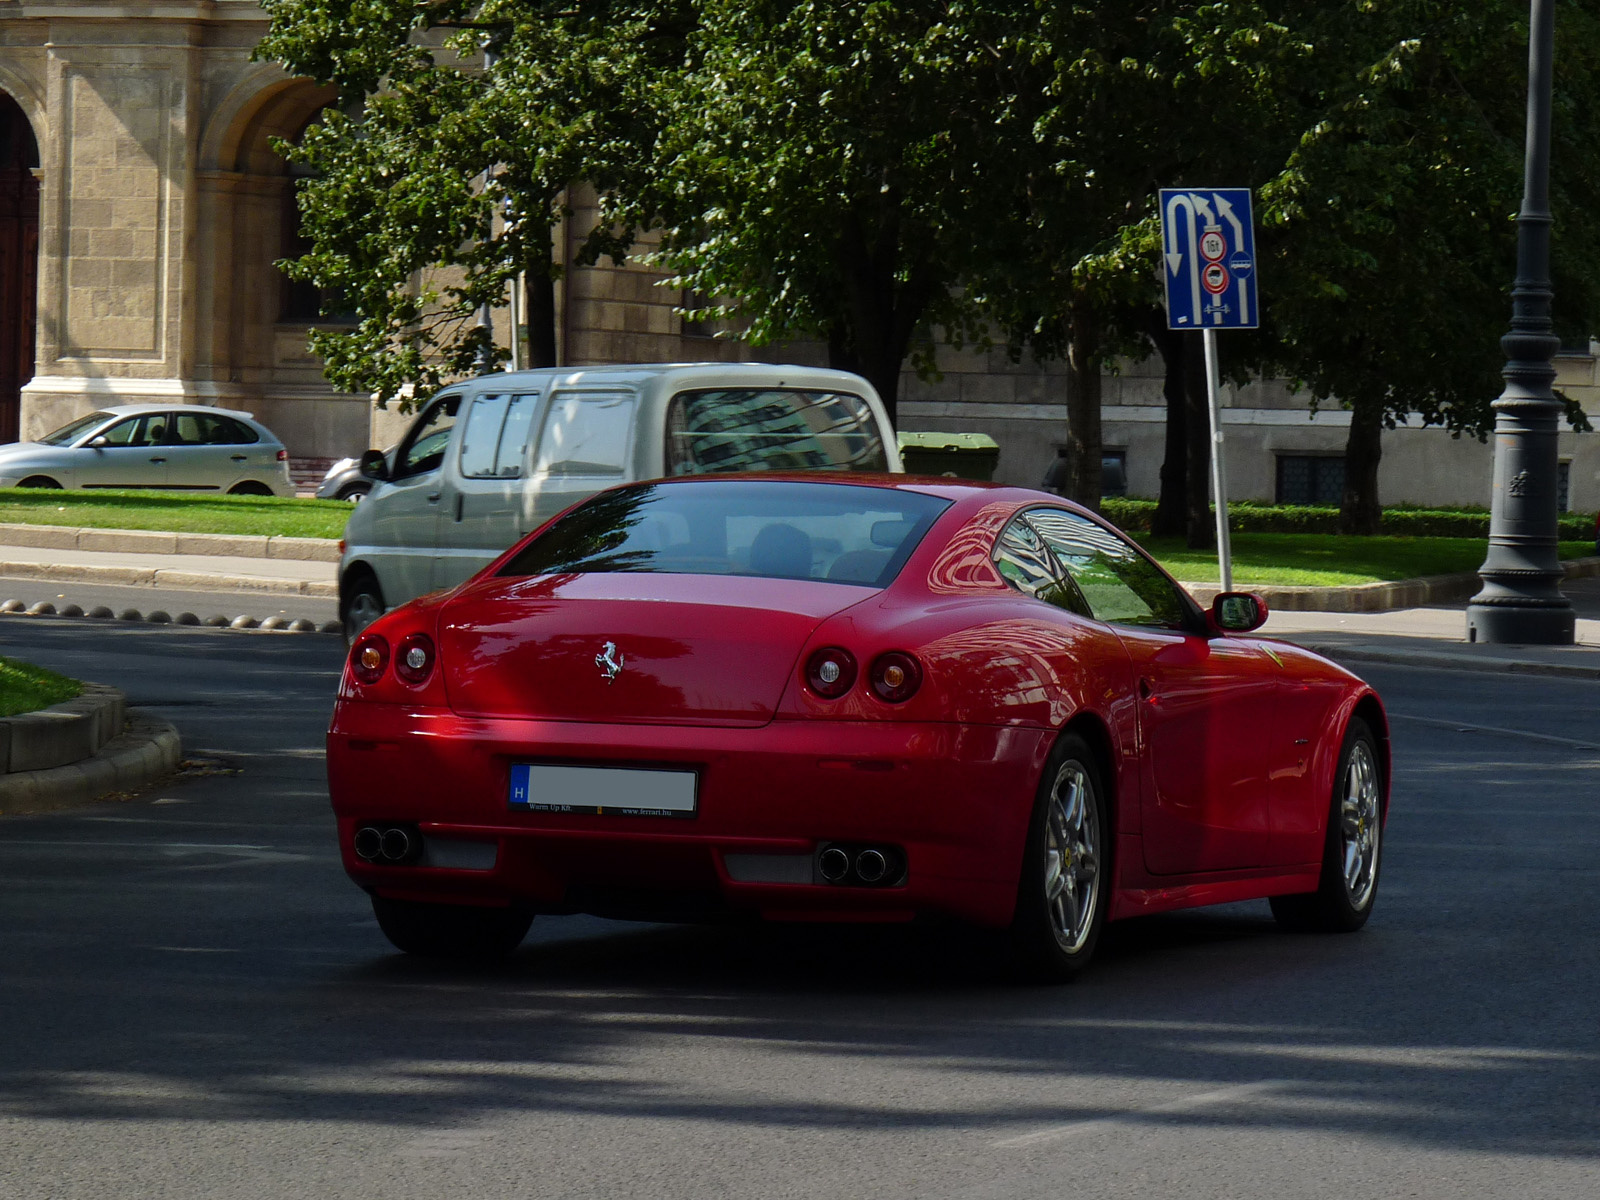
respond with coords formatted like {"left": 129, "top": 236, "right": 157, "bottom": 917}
{"left": 446, "top": 362, "right": 876, "bottom": 392}
{"left": 604, "top": 471, "right": 1086, "bottom": 515}
{"left": 91, "top": 404, "right": 266, "bottom": 424}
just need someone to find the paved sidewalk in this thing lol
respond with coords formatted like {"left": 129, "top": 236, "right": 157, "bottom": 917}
{"left": 0, "top": 540, "right": 334, "bottom": 597}
{"left": 1263, "top": 575, "right": 1600, "bottom": 679}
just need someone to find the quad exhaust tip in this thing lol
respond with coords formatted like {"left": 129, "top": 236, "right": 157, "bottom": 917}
{"left": 354, "top": 823, "right": 421, "bottom": 865}
{"left": 815, "top": 842, "right": 904, "bottom": 887}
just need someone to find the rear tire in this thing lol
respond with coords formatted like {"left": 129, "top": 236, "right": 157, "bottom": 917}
{"left": 1006, "top": 732, "right": 1110, "bottom": 982}
{"left": 336, "top": 482, "right": 371, "bottom": 503}
{"left": 17, "top": 476, "right": 61, "bottom": 489}
{"left": 227, "top": 481, "right": 274, "bottom": 496}
{"left": 372, "top": 896, "right": 533, "bottom": 959}
{"left": 341, "top": 569, "right": 385, "bottom": 643}
{"left": 1270, "top": 717, "right": 1384, "bottom": 933}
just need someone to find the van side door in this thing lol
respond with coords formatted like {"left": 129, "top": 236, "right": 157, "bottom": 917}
{"left": 364, "top": 392, "right": 461, "bottom": 605}
{"left": 521, "top": 390, "right": 639, "bottom": 532}
{"left": 430, "top": 391, "right": 541, "bottom": 590}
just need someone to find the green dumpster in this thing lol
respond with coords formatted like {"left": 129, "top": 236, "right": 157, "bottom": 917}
{"left": 896, "top": 431, "right": 1001, "bottom": 481}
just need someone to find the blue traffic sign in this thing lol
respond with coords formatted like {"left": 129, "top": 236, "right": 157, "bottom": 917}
{"left": 1160, "top": 188, "right": 1258, "bottom": 330}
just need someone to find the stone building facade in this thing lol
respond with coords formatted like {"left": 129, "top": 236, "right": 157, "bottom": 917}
{"left": 0, "top": 2, "right": 1595, "bottom": 513}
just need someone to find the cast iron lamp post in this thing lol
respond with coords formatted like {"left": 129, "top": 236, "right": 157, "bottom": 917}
{"left": 1466, "top": 0, "right": 1575, "bottom": 645}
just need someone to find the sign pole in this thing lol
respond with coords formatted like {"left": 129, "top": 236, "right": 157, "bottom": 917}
{"left": 1202, "top": 328, "right": 1233, "bottom": 591}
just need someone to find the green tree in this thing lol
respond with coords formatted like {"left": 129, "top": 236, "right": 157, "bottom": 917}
{"left": 256, "top": 0, "right": 682, "bottom": 409}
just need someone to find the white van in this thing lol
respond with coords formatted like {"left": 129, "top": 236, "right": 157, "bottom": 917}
{"left": 338, "top": 362, "right": 902, "bottom": 636}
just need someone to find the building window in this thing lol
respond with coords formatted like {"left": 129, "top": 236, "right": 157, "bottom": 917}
{"left": 1277, "top": 454, "right": 1345, "bottom": 505}
{"left": 1101, "top": 449, "right": 1128, "bottom": 497}
{"left": 1558, "top": 460, "right": 1570, "bottom": 513}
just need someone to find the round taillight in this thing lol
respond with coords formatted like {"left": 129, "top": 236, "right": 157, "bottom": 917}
{"left": 870, "top": 652, "right": 923, "bottom": 703}
{"left": 395, "top": 633, "right": 436, "bottom": 686}
{"left": 351, "top": 634, "right": 389, "bottom": 685}
{"left": 805, "top": 647, "right": 858, "bottom": 699}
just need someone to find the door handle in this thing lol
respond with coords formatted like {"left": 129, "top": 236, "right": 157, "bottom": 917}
{"left": 148, "top": 456, "right": 166, "bottom": 464}
{"left": 230, "top": 454, "right": 248, "bottom": 462}
{"left": 426, "top": 492, "right": 441, "bottom": 504}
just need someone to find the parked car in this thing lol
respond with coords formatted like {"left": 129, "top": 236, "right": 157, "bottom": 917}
{"left": 338, "top": 363, "right": 901, "bottom": 638}
{"left": 0, "top": 404, "right": 293, "bottom": 495}
{"left": 317, "top": 454, "right": 381, "bottom": 503}
{"left": 329, "top": 474, "right": 1389, "bottom": 976}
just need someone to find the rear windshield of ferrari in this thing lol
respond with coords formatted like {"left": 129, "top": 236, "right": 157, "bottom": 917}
{"left": 499, "top": 481, "right": 950, "bottom": 587}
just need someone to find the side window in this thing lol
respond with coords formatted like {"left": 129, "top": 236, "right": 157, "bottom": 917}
{"left": 217, "top": 416, "right": 259, "bottom": 445}
{"left": 170, "top": 414, "right": 206, "bottom": 446}
{"left": 458, "top": 394, "right": 510, "bottom": 479}
{"left": 1026, "top": 508, "right": 1191, "bottom": 630}
{"left": 394, "top": 395, "right": 461, "bottom": 479}
{"left": 533, "top": 393, "right": 635, "bottom": 477}
{"left": 98, "top": 417, "right": 143, "bottom": 447}
{"left": 494, "top": 394, "right": 538, "bottom": 478}
{"left": 992, "top": 514, "right": 1089, "bottom": 616}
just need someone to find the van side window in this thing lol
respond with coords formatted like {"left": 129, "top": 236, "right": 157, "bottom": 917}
{"left": 533, "top": 393, "right": 635, "bottom": 477}
{"left": 665, "top": 389, "right": 888, "bottom": 474}
{"left": 495, "top": 394, "right": 538, "bottom": 478}
{"left": 458, "top": 394, "right": 509, "bottom": 478}
{"left": 394, "top": 394, "right": 461, "bottom": 480}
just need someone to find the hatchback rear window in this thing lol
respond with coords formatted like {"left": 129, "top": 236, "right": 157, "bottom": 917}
{"left": 500, "top": 480, "right": 949, "bottom": 588}
{"left": 665, "top": 389, "right": 887, "bottom": 474}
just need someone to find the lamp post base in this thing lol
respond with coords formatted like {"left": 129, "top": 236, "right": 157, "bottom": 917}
{"left": 1465, "top": 599, "right": 1575, "bottom": 645}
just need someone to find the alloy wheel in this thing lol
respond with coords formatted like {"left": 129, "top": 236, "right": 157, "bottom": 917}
{"left": 1043, "top": 761, "right": 1100, "bottom": 953}
{"left": 1340, "top": 740, "right": 1382, "bottom": 910}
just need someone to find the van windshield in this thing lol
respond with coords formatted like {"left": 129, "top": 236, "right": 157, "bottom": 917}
{"left": 499, "top": 480, "right": 948, "bottom": 588}
{"left": 665, "top": 389, "right": 888, "bottom": 475}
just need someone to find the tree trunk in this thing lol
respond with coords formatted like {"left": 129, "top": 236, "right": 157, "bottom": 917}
{"left": 1147, "top": 316, "right": 1188, "bottom": 537}
{"left": 1340, "top": 397, "right": 1384, "bottom": 534}
{"left": 1063, "top": 303, "right": 1103, "bottom": 512}
{"left": 524, "top": 221, "right": 559, "bottom": 368}
{"left": 1183, "top": 331, "right": 1214, "bottom": 549}
{"left": 830, "top": 209, "right": 936, "bottom": 430}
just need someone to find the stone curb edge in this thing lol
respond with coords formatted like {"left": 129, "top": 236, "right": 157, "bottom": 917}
{"left": 2, "top": 682, "right": 125, "bottom": 774}
{"left": 1296, "top": 642, "right": 1600, "bottom": 682}
{"left": 0, "top": 601, "right": 341, "bottom": 635}
{"left": 0, "top": 711, "right": 183, "bottom": 817}
{"left": 0, "top": 523, "right": 340, "bottom": 563}
{"left": 0, "top": 558, "right": 336, "bottom": 597}
{"left": 1184, "top": 555, "right": 1600, "bottom": 613}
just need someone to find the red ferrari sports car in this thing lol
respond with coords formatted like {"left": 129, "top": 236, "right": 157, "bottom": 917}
{"left": 328, "top": 475, "right": 1388, "bottom": 979}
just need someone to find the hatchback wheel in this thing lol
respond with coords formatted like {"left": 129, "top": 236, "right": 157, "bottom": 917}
{"left": 341, "top": 571, "right": 385, "bottom": 643}
{"left": 228, "top": 481, "right": 274, "bottom": 496}
{"left": 17, "top": 476, "right": 62, "bottom": 489}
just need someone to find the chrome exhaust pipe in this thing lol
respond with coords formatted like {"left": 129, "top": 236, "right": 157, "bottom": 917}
{"left": 855, "top": 848, "right": 889, "bottom": 884}
{"left": 379, "top": 826, "right": 416, "bottom": 863}
{"left": 353, "top": 825, "right": 383, "bottom": 862}
{"left": 818, "top": 846, "right": 851, "bottom": 883}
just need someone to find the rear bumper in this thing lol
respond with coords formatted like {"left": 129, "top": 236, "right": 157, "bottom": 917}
{"left": 327, "top": 705, "right": 1053, "bottom": 928}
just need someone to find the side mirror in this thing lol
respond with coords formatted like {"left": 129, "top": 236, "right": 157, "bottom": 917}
{"left": 1212, "top": 591, "right": 1269, "bottom": 633}
{"left": 87, "top": 435, "right": 108, "bottom": 449}
{"left": 357, "top": 449, "right": 389, "bottom": 482}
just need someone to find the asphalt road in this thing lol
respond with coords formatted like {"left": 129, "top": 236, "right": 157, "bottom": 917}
{"left": 0, "top": 622, "right": 1597, "bottom": 1198}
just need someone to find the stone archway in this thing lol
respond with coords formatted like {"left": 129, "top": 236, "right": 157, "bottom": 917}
{"left": 0, "top": 90, "right": 39, "bottom": 444}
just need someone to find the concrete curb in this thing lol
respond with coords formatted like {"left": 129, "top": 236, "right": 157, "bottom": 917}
{"left": 0, "top": 523, "right": 339, "bottom": 563}
{"left": 0, "top": 603, "right": 341, "bottom": 635}
{"left": 1293, "top": 641, "right": 1600, "bottom": 682}
{"left": 0, "top": 710, "right": 183, "bottom": 816}
{"left": 1, "top": 682, "right": 125, "bottom": 773}
{"left": 0, "top": 558, "right": 335, "bottom": 597}
{"left": 1185, "top": 555, "right": 1600, "bottom": 614}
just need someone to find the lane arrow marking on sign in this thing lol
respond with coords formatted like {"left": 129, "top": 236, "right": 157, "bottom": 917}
{"left": 1164, "top": 191, "right": 1200, "bottom": 322}
{"left": 1213, "top": 193, "right": 1250, "bottom": 323}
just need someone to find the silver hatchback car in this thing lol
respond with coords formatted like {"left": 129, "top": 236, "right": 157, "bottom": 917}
{"left": 0, "top": 405, "right": 295, "bottom": 495}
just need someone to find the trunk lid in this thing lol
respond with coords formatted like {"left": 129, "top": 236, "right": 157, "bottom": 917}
{"left": 439, "top": 573, "right": 873, "bottom": 726}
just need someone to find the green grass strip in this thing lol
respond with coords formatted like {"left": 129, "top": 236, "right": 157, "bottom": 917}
{"left": 0, "top": 656, "right": 83, "bottom": 718}
{"left": 0, "top": 488, "right": 350, "bottom": 540}
{"left": 1139, "top": 532, "right": 1592, "bottom": 587}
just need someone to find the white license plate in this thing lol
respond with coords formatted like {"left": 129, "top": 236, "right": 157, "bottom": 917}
{"left": 508, "top": 763, "right": 698, "bottom": 818}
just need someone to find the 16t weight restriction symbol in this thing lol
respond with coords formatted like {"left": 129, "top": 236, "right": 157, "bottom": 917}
{"left": 1199, "top": 229, "right": 1227, "bottom": 261}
